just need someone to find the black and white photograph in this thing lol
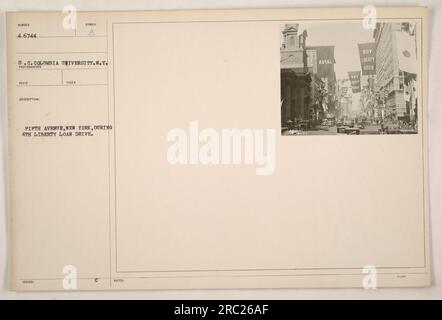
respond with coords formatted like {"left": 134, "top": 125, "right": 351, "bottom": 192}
{"left": 2, "top": 0, "right": 442, "bottom": 304}
{"left": 280, "top": 21, "right": 419, "bottom": 135}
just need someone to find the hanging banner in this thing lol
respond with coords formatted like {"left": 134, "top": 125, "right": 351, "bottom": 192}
{"left": 358, "top": 42, "right": 376, "bottom": 76}
{"left": 306, "top": 45, "right": 336, "bottom": 93}
{"left": 348, "top": 71, "right": 361, "bottom": 93}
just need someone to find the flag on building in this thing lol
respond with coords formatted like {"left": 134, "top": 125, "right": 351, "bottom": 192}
{"left": 396, "top": 30, "right": 417, "bottom": 74}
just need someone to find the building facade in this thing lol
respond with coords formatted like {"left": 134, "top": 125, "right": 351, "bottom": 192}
{"left": 280, "top": 25, "right": 337, "bottom": 126}
{"left": 373, "top": 22, "right": 417, "bottom": 122}
{"left": 280, "top": 24, "right": 311, "bottom": 123}
{"left": 336, "top": 79, "right": 352, "bottom": 119}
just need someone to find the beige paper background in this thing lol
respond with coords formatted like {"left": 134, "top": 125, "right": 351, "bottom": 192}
{"left": 114, "top": 21, "right": 424, "bottom": 272}
{"left": 5, "top": 6, "right": 430, "bottom": 291}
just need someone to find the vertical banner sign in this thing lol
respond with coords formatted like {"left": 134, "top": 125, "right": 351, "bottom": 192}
{"left": 307, "top": 45, "right": 336, "bottom": 92}
{"left": 358, "top": 42, "right": 376, "bottom": 76}
{"left": 348, "top": 71, "right": 361, "bottom": 93}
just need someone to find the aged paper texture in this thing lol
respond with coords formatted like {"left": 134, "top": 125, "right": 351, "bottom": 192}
{"left": 7, "top": 7, "right": 430, "bottom": 290}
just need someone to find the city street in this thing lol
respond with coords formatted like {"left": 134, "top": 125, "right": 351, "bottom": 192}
{"left": 282, "top": 125, "right": 373, "bottom": 135}
{"left": 280, "top": 22, "right": 418, "bottom": 136}
{"left": 282, "top": 123, "right": 417, "bottom": 135}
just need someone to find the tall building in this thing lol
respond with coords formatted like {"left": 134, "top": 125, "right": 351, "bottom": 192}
{"left": 373, "top": 22, "right": 417, "bottom": 121}
{"left": 280, "top": 24, "right": 311, "bottom": 122}
{"left": 336, "top": 79, "right": 352, "bottom": 119}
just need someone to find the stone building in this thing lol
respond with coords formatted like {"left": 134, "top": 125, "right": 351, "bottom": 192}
{"left": 373, "top": 22, "right": 417, "bottom": 122}
{"left": 280, "top": 24, "right": 311, "bottom": 124}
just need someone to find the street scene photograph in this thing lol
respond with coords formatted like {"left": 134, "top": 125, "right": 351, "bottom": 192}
{"left": 280, "top": 21, "right": 419, "bottom": 136}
